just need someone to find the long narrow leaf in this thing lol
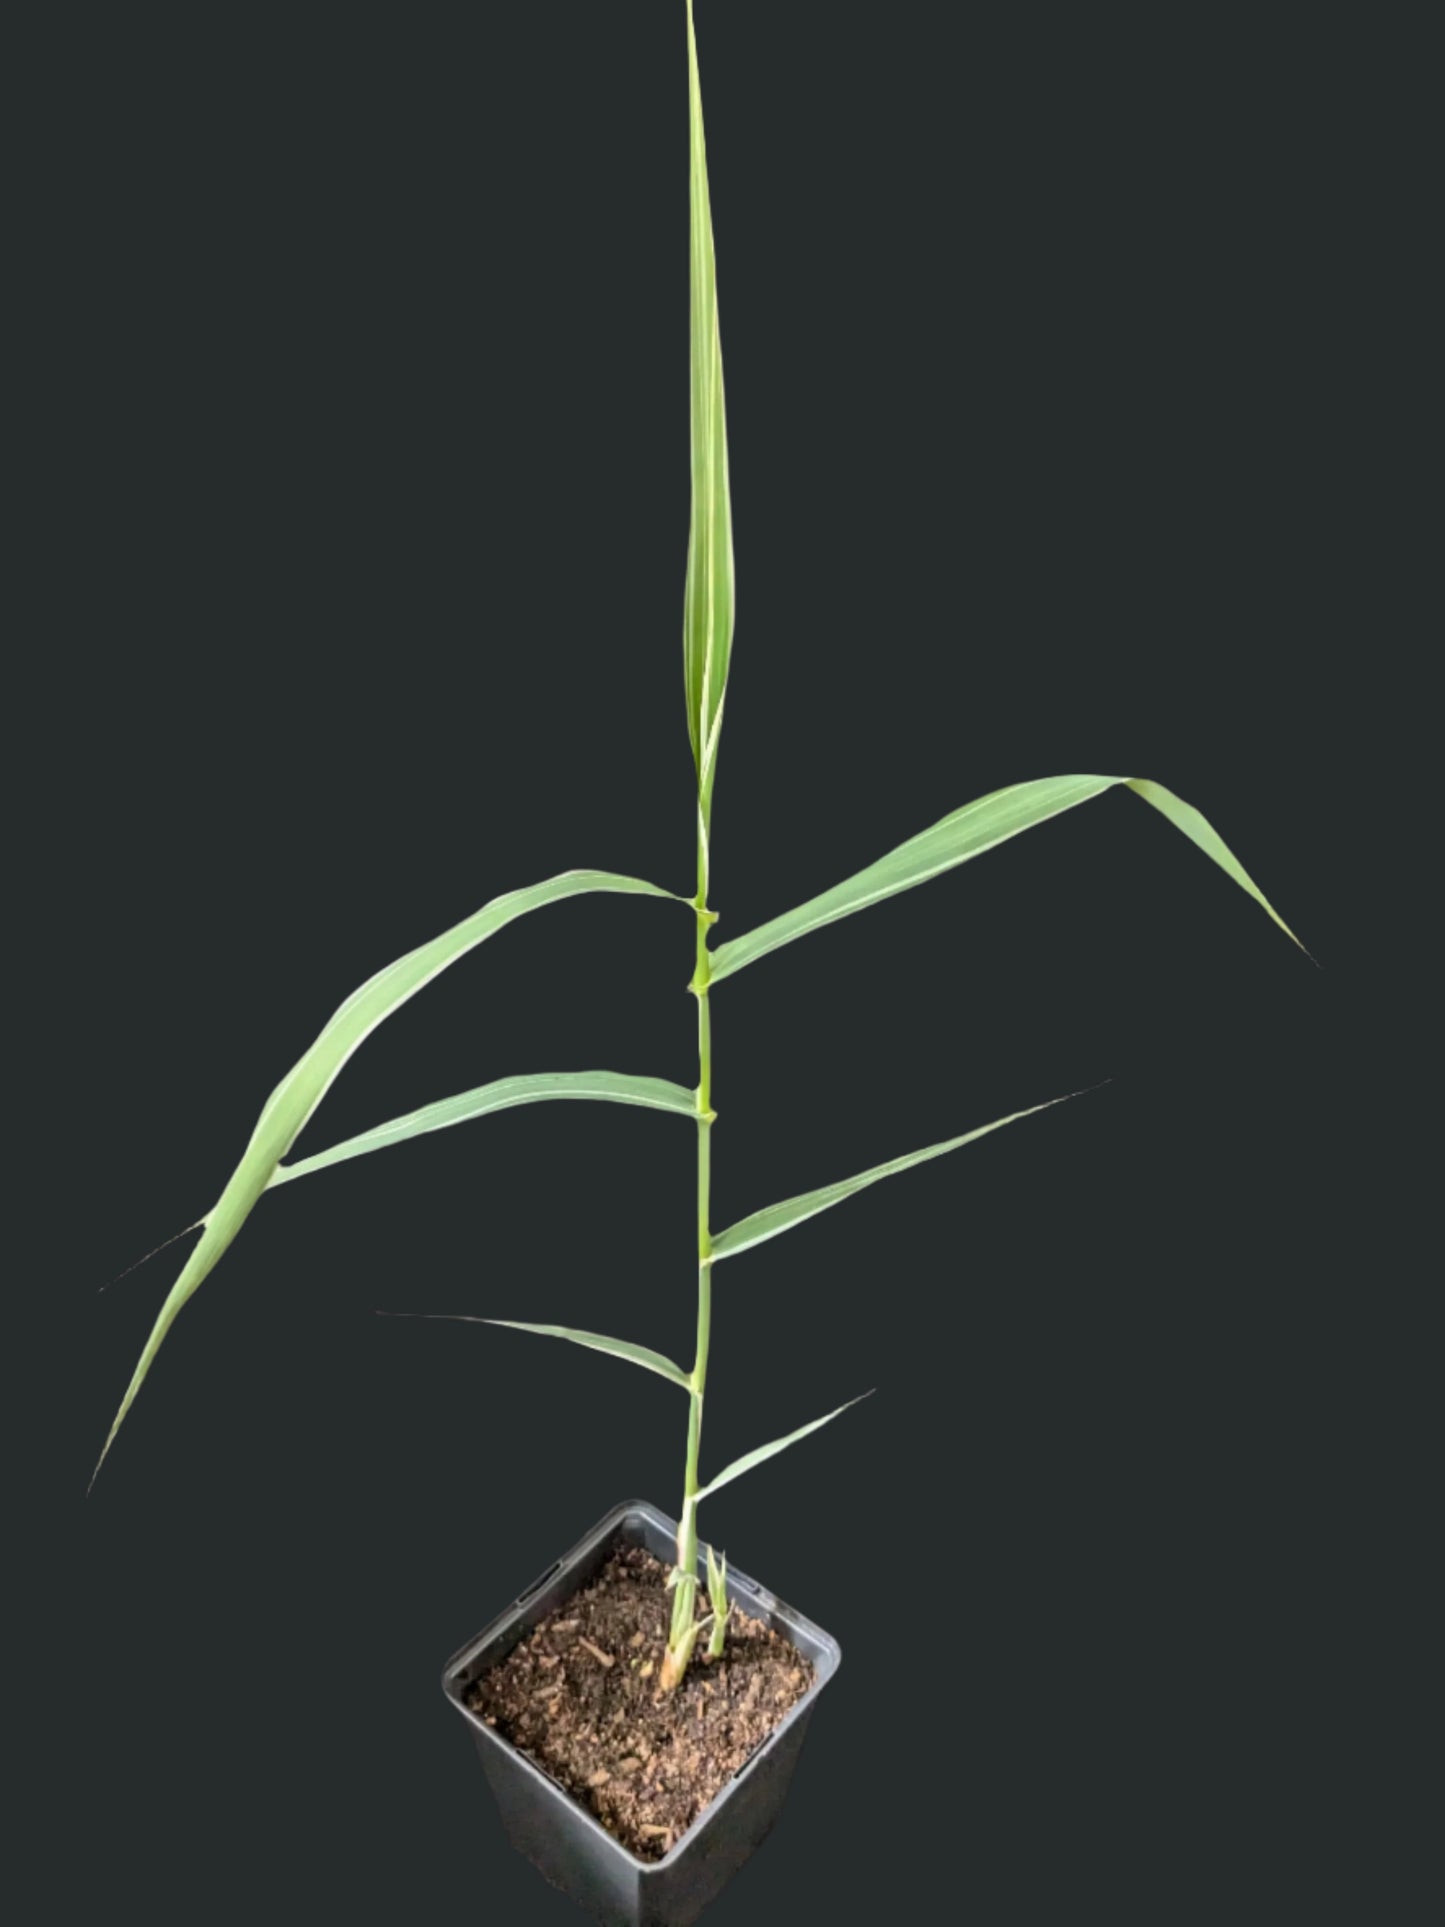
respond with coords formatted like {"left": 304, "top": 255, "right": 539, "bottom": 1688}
{"left": 682, "top": 0, "right": 735, "bottom": 823}
{"left": 695, "top": 1392, "right": 873, "bottom": 1501}
{"left": 708, "top": 775, "right": 1305, "bottom": 983}
{"left": 388, "top": 1314, "right": 691, "bottom": 1392}
{"left": 710, "top": 1095, "right": 1078, "bottom": 1264}
{"left": 93, "top": 870, "right": 684, "bottom": 1480}
{"left": 274, "top": 1071, "right": 696, "bottom": 1184}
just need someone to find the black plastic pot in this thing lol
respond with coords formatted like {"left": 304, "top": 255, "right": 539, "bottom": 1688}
{"left": 442, "top": 1498, "right": 841, "bottom": 1926}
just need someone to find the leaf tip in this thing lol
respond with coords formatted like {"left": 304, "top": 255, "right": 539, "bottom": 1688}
{"left": 1283, "top": 917, "right": 1321, "bottom": 967}
{"left": 86, "top": 1412, "right": 124, "bottom": 1495}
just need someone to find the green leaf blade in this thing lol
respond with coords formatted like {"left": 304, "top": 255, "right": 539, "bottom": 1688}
{"left": 92, "top": 870, "right": 685, "bottom": 1479}
{"left": 710, "top": 1095, "right": 1079, "bottom": 1264}
{"left": 1125, "top": 779, "right": 1308, "bottom": 954}
{"left": 402, "top": 1315, "right": 692, "bottom": 1392}
{"left": 695, "top": 1392, "right": 873, "bottom": 1501}
{"left": 274, "top": 1071, "right": 697, "bottom": 1184}
{"left": 708, "top": 774, "right": 1304, "bottom": 983}
{"left": 682, "top": 0, "right": 735, "bottom": 821}
{"left": 709, "top": 777, "right": 1114, "bottom": 980}
{"left": 89, "top": 1171, "right": 268, "bottom": 1491}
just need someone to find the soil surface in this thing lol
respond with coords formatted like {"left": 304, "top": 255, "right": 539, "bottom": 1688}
{"left": 468, "top": 1543, "right": 813, "bottom": 1859}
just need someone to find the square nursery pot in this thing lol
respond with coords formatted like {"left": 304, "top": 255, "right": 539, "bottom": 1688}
{"left": 442, "top": 1498, "right": 841, "bottom": 1926}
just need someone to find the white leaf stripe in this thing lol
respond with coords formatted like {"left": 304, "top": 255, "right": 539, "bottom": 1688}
{"left": 708, "top": 775, "right": 1304, "bottom": 983}
{"left": 682, "top": 0, "right": 734, "bottom": 810}
{"left": 93, "top": 870, "right": 687, "bottom": 1479}
{"left": 387, "top": 1315, "right": 692, "bottom": 1392}
{"left": 251, "top": 871, "right": 683, "bottom": 1164}
{"left": 272, "top": 1072, "right": 696, "bottom": 1184}
{"left": 695, "top": 1393, "right": 874, "bottom": 1501}
{"left": 710, "top": 1095, "right": 1082, "bottom": 1263}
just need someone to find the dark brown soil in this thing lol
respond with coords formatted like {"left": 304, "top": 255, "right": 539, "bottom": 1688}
{"left": 468, "top": 1543, "right": 813, "bottom": 1859}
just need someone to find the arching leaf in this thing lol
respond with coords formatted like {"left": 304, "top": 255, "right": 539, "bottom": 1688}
{"left": 92, "top": 870, "right": 685, "bottom": 1481}
{"left": 708, "top": 775, "right": 1306, "bottom": 982}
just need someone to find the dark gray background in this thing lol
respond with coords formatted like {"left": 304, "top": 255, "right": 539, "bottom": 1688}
{"left": 14, "top": 4, "right": 1425, "bottom": 1921}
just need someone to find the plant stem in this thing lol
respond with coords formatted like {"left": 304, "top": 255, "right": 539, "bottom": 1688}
{"left": 663, "top": 852, "right": 715, "bottom": 1688}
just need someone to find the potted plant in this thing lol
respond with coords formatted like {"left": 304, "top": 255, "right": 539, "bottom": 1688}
{"left": 89, "top": 6, "right": 1307, "bottom": 1922}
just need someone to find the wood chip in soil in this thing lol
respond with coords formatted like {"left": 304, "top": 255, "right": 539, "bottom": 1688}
{"left": 467, "top": 1542, "right": 814, "bottom": 1860}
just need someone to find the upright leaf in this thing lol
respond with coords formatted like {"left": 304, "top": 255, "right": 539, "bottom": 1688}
{"left": 694, "top": 1393, "right": 873, "bottom": 1501}
{"left": 708, "top": 775, "right": 1305, "bottom": 981}
{"left": 710, "top": 1095, "right": 1077, "bottom": 1263}
{"left": 682, "top": 0, "right": 735, "bottom": 824}
{"left": 93, "top": 870, "right": 685, "bottom": 1479}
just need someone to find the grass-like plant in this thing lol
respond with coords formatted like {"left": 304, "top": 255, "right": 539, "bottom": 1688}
{"left": 92, "top": 3, "right": 1304, "bottom": 1695}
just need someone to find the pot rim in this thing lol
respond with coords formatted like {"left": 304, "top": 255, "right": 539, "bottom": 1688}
{"left": 440, "top": 1496, "right": 841, "bottom": 1873}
